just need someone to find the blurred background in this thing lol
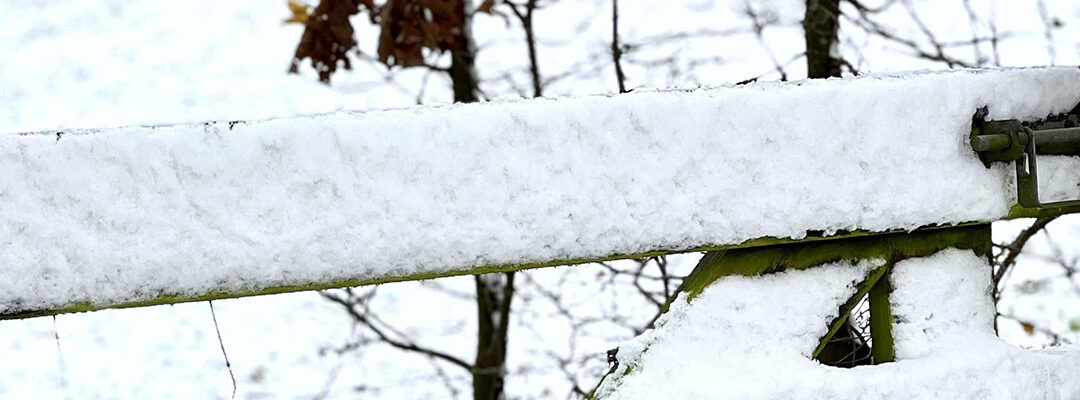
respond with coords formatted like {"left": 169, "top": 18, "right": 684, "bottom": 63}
{"left": 1, "top": 0, "right": 1079, "bottom": 398}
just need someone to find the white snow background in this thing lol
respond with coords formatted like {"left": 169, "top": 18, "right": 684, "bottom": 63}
{"left": 2, "top": 0, "right": 1080, "bottom": 399}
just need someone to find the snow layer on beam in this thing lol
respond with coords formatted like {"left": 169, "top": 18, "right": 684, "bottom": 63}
{"left": 2, "top": 67, "right": 1080, "bottom": 314}
{"left": 595, "top": 250, "right": 1080, "bottom": 399}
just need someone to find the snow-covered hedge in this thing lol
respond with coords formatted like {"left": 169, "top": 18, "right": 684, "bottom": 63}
{"left": 2, "top": 67, "right": 1079, "bottom": 316}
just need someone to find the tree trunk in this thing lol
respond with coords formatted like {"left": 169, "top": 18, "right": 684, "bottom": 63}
{"left": 804, "top": 0, "right": 842, "bottom": 79}
{"left": 473, "top": 273, "right": 515, "bottom": 400}
{"left": 450, "top": 0, "right": 480, "bottom": 103}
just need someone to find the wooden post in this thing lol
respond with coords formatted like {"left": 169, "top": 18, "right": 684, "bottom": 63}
{"left": 868, "top": 269, "right": 895, "bottom": 363}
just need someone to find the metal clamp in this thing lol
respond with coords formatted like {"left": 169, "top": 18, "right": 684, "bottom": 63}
{"left": 972, "top": 116, "right": 1080, "bottom": 211}
{"left": 1014, "top": 127, "right": 1080, "bottom": 209}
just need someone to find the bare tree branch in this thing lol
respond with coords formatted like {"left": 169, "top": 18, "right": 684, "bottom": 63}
{"left": 320, "top": 290, "right": 476, "bottom": 372}
{"left": 208, "top": 301, "right": 237, "bottom": 400}
{"left": 993, "top": 216, "right": 1059, "bottom": 298}
{"left": 961, "top": 0, "right": 987, "bottom": 65}
{"left": 997, "top": 312, "right": 1066, "bottom": 346}
{"left": 842, "top": 0, "right": 980, "bottom": 69}
{"left": 506, "top": 0, "right": 543, "bottom": 97}
{"left": 611, "top": 0, "right": 627, "bottom": 93}
{"left": 744, "top": 1, "right": 789, "bottom": 81}
{"left": 1036, "top": 0, "right": 1058, "bottom": 65}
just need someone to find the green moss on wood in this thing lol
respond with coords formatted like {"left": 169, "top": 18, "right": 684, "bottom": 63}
{"left": 1008, "top": 203, "right": 1080, "bottom": 219}
{"left": 678, "top": 224, "right": 992, "bottom": 301}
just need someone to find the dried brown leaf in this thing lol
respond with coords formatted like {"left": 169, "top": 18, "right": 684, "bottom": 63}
{"left": 377, "top": 0, "right": 464, "bottom": 67}
{"left": 1020, "top": 321, "right": 1035, "bottom": 336}
{"left": 475, "top": 0, "right": 497, "bottom": 13}
{"left": 474, "top": 0, "right": 509, "bottom": 27}
{"left": 289, "top": 0, "right": 365, "bottom": 83}
{"left": 283, "top": 0, "right": 312, "bottom": 24}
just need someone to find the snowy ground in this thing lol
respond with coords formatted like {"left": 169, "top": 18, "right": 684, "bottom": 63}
{"left": 2, "top": 0, "right": 1080, "bottom": 399}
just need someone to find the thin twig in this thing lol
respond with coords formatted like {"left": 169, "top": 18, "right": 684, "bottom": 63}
{"left": 208, "top": 301, "right": 237, "bottom": 400}
{"left": 428, "top": 357, "right": 463, "bottom": 399}
{"left": 1036, "top": 0, "right": 1057, "bottom": 65}
{"left": 743, "top": 1, "right": 788, "bottom": 81}
{"left": 997, "top": 312, "right": 1066, "bottom": 345}
{"left": 988, "top": 2, "right": 1001, "bottom": 66}
{"left": 631, "top": 260, "right": 663, "bottom": 309}
{"left": 994, "top": 216, "right": 1058, "bottom": 298}
{"left": 596, "top": 261, "right": 683, "bottom": 282}
{"left": 545, "top": 350, "right": 590, "bottom": 398}
{"left": 320, "top": 291, "right": 475, "bottom": 372}
{"left": 842, "top": 2, "right": 978, "bottom": 69}
{"left": 311, "top": 364, "right": 343, "bottom": 400}
{"left": 961, "top": 0, "right": 986, "bottom": 65}
{"left": 53, "top": 315, "right": 69, "bottom": 391}
{"left": 611, "top": 0, "right": 627, "bottom": 93}
{"left": 507, "top": 0, "right": 543, "bottom": 97}
{"left": 846, "top": 0, "right": 897, "bottom": 14}
{"left": 657, "top": 256, "right": 671, "bottom": 302}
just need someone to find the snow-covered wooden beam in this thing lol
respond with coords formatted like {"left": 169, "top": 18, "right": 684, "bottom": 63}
{"left": 2, "top": 67, "right": 1080, "bottom": 319}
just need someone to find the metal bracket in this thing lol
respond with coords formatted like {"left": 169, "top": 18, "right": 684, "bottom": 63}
{"left": 1014, "top": 127, "right": 1080, "bottom": 209}
{"left": 972, "top": 114, "right": 1080, "bottom": 212}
